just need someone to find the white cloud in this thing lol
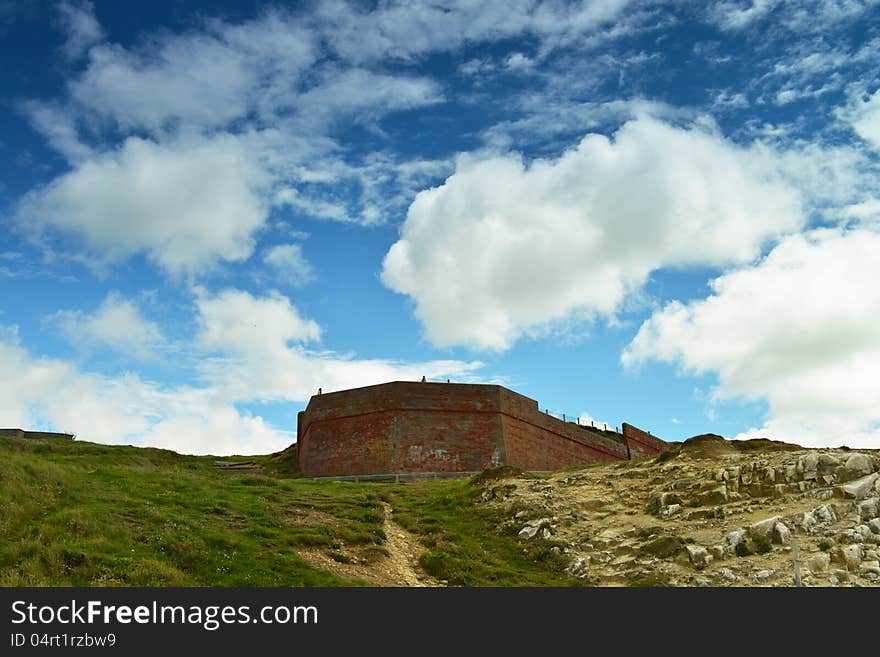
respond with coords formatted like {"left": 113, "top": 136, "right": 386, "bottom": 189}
{"left": 317, "top": 0, "right": 633, "bottom": 63}
{"left": 846, "top": 88, "right": 880, "bottom": 150}
{"left": 382, "top": 116, "right": 804, "bottom": 350}
{"left": 482, "top": 98, "right": 693, "bottom": 150}
{"left": 577, "top": 412, "right": 611, "bottom": 430}
{"left": 0, "top": 286, "right": 486, "bottom": 454}
{"left": 504, "top": 52, "right": 534, "bottom": 71}
{"left": 18, "top": 134, "right": 270, "bottom": 275}
{"left": 67, "top": 11, "right": 315, "bottom": 134}
{"left": 52, "top": 292, "right": 166, "bottom": 359}
{"left": 263, "top": 243, "right": 315, "bottom": 287}
{"left": 0, "top": 326, "right": 291, "bottom": 455}
{"left": 193, "top": 287, "right": 484, "bottom": 402}
{"left": 710, "top": 0, "right": 780, "bottom": 31}
{"left": 709, "top": 0, "right": 878, "bottom": 32}
{"left": 843, "top": 198, "right": 880, "bottom": 226}
{"left": 20, "top": 102, "right": 94, "bottom": 164}
{"left": 195, "top": 288, "right": 322, "bottom": 355}
{"left": 57, "top": 1, "right": 103, "bottom": 60}
{"left": 622, "top": 228, "right": 880, "bottom": 448}
{"left": 72, "top": 40, "right": 251, "bottom": 133}
{"left": 293, "top": 68, "right": 442, "bottom": 128}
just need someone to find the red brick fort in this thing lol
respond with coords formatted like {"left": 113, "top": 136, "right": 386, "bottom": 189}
{"left": 297, "top": 381, "right": 667, "bottom": 477}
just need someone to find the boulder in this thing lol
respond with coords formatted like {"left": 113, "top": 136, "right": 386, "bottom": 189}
{"left": 860, "top": 561, "right": 880, "bottom": 575}
{"left": 726, "top": 529, "right": 747, "bottom": 548}
{"left": 818, "top": 454, "right": 841, "bottom": 474}
{"left": 700, "top": 485, "right": 728, "bottom": 506}
{"left": 686, "top": 545, "right": 711, "bottom": 569}
{"left": 518, "top": 518, "right": 552, "bottom": 540}
{"left": 518, "top": 525, "right": 540, "bottom": 540}
{"left": 854, "top": 525, "right": 873, "bottom": 541}
{"left": 845, "top": 454, "right": 874, "bottom": 479}
{"left": 837, "top": 473, "right": 879, "bottom": 500}
{"left": 773, "top": 522, "right": 792, "bottom": 546}
{"left": 749, "top": 515, "right": 783, "bottom": 541}
{"left": 858, "top": 497, "right": 879, "bottom": 521}
{"left": 800, "top": 454, "right": 819, "bottom": 479}
{"left": 568, "top": 557, "right": 589, "bottom": 576}
{"left": 796, "top": 510, "right": 816, "bottom": 533}
{"left": 708, "top": 545, "right": 726, "bottom": 561}
{"left": 833, "top": 544, "right": 863, "bottom": 569}
{"left": 807, "top": 553, "right": 830, "bottom": 574}
{"left": 813, "top": 504, "right": 837, "bottom": 523}
{"left": 869, "top": 519, "right": 880, "bottom": 535}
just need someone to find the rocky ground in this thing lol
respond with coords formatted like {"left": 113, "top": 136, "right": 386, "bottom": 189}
{"left": 479, "top": 435, "right": 880, "bottom": 586}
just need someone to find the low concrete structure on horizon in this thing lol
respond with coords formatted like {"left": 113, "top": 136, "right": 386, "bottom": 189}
{"left": 296, "top": 381, "right": 668, "bottom": 478}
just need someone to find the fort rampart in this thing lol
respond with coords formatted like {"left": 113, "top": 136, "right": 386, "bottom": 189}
{"left": 0, "top": 428, "right": 74, "bottom": 440}
{"left": 297, "top": 382, "right": 667, "bottom": 477}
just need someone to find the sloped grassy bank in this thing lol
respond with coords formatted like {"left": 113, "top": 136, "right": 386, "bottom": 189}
{"left": 0, "top": 437, "right": 577, "bottom": 586}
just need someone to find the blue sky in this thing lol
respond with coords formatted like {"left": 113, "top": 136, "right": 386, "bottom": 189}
{"left": 1, "top": 0, "right": 879, "bottom": 454}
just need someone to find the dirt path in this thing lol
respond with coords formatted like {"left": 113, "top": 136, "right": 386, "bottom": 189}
{"left": 380, "top": 502, "right": 443, "bottom": 587}
{"left": 294, "top": 503, "right": 443, "bottom": 587}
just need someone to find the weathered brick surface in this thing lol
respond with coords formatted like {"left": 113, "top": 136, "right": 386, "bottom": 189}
{"left": 622, "top": 422, "right": 668, "bottom": 460}
{"left": 297, "top": 382, "right": 667, "bottom": 476}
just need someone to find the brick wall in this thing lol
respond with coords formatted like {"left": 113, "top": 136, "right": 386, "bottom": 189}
{"left": 497, "top": 386, "right": 629, "bottom": 469}
{"left": 622, "top": 422, "right": 668, "bottom": 460}
{"left": 297, "top": 382, "right": 666, "bottom": 477}
{"left": 298, "top": 383, "right": 506, "bottom": 477}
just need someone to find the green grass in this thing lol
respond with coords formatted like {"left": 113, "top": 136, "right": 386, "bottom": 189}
{"left": 0, "top": 437, "right": 582, "bottom": 587}
{"left": 387, "top": 477, "right": 580, "bottom": 586}
{"left": 0, "top": 437, "right": 380, "bottom": 586}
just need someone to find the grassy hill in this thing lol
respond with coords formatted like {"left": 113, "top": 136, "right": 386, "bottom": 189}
{"left": 0, "top": 436, "right": 578, "bottom": 587}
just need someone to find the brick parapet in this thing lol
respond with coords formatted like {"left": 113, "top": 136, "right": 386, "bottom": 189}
{"left": 297, "top": 382, "right": 664, "bottom": 476}
{"left": 622, "top": 422, "right": 669, "bottom": 460}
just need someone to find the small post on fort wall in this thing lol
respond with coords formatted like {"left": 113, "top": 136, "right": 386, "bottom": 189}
{"left": 318, "top": 387, "right": 322, "bottom": 395}
{"left": 563, "top": 413, "right": 566, "bottom": 422}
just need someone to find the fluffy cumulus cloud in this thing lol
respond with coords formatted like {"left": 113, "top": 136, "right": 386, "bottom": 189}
{"left": 622, "top": 228, "right": 880, "bottom": 448}
{"left": 52, "top": 292, "right": 166, "bottom": 359}
{"left": 0, "top": 287, "right": 484, "bottom": 454}
{"left": 0, "top": 326, "right": 291, "bottom": 455}
{"left": 18, "top": 134, "right": 270, "bottom": 275}
{"left": 382, "top": 116, "right": 804, "bottom": 350}
{"left": 195, "top": 287, "right": 322, "bottom": 354}
{"left": 193, "top": 288, "right": 483, "bottom": 403}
